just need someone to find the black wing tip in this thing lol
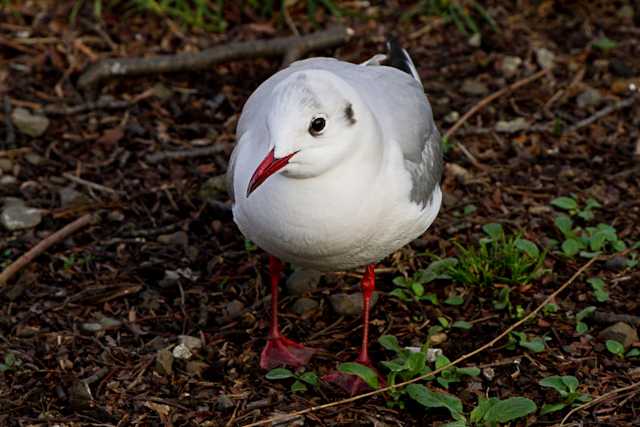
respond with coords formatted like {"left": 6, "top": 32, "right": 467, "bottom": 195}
{"left": 385, "top": 37, "right": 422, "bottom": 83}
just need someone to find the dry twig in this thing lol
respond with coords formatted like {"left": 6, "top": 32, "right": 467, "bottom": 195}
{"left": 566, "top": 94, "right": 638, "bottom": 133}
{"left": 558, "top": 381, "right": 640, "bottom": 426}
{"left": 63, "top": 172, "right": 121, "bottom": 195}
{"left": 241, "top": 256, "right": 599, "bottom": 427}
{"left": 78, "top": 26, "right": 354, "bottom": 88}
{"left": 0, "top": 213, "right": 95, "bottom": 286}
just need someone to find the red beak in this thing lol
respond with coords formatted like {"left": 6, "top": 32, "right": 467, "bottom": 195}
{"left": 246, "top": 148, "right": 297, "bottom": 197}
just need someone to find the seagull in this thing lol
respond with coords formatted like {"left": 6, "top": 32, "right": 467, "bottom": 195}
{"left": 227, "top": 39, "right": 443, "bottom": 394}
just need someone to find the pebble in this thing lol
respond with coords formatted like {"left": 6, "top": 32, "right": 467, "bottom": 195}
{"left": 199, "top": 175, "right": 228, "bottom": 201}
{"left": 25, "top": 153, "right": 46, "bottom": 166}
{"left": 444, "top": 111, "right": 460, "bottom": 124}
{"left": 292, "top": 297, "right": 319, "bottom": 315}
{"left": 215, "top": 299, "right": 245, "bottom": 325}
{"left": 447, "top": 163, "right": 472, "bottom": 185}
{"left": 461, "top": 79, "right": 489, "bottom": 96}
{"left": 495, "top": 117, "right": 529, "bottom": 133}
{"left": 576, "top": 88, "right": 603, "bottom": 109}
{"left": 186, "top": 360, "right": 209, "bottom": 376}
{"left": 59, "top": 186, "right": 86, "bottom": 207}
{"left": 216, "top": 395, "right": 235, "bottom": 410}
{"left": 429, "top": 332, "right": 448, "bottom": 345}
{"left": 286, "top": 268, "right": 322, "bottom": 296}
{"left": 179, "top": 335, "right": 202, "bottom": 351}
{"left": 605, "top": 256, "right": 629, "bottom": 271}
{"left": 535, "top": 47, "right": 555, "bottom": 69}
{"left": 329, "top": 291, "right": 379, "bottom": 316}
{"left": 1, "top": 204, "right": 42, "bottom": 230}
{"left": 598, "top": 322, "right": 638, "bottom": 349}
{"left": 11, "top": 107, "right": 50, "bottom": 137}
{"left": 467, "top": 33, "right": 482, "bottom": 47}
{"left": 156, "top": 348, "right": 173, "bottom": 375}
{"left": 499, "top": 55, "right": 522, "bottom": 77}
{"left": 172, "top": 343, "right": 193, "bottom": 360}
{"left": 157, "top": 230, "right": 189, "bottom": 246}
{"left": 0, "top": 158, "right": 13, "bottom": 173}
{"left": 151, "top": 83, "right": 173, "bottom": 101}
{"left": 0, "top": 175, "right": 17, "bottom": 186}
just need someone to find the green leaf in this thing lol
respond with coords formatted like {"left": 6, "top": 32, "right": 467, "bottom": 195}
{"left": 554, "top": 215, "right": 573, "bottom": 236}
{"left": 290, "top": 380, "right": 307, "bottom": 393}
{"left": 519, "top": 337, "right": 546, "bottom": 353}
{"left": 420, "top": 293, "right": 439, "bottom": 305}
{"left": 389, "top": 288, "right": 411, "bottom": 301}
{"left": 576, "top": 321, "right": 588, "bottom": 334}
{"left": 613, "top": 240, "right": 627, "bottom": 252}
{"left": 540, "top": 402, "right": 567, "bottom": 415}
{"left": 551, "top": 196, "right": 577, "bottom": 211}
{"left": 627, "top": 348, "right": 640, "bottom": 357}
{"left": 483, "top": 397, "right": 537, "bottom": 422}
{"left": 452, "top": 320, "right": 473, "bottom": 330}
{"left": 435, "top": 354, "right": 451, "bottom": 370}
{"left": 576, "top": 306, "right": 596, "bottom": 321}
{"left": 337, "top": 362, "right": 379, "bottom": 389}
{"left": 606, "top": 340, "right": 625, "bottom": 356}
{"left": 482, "top": 223, "right": 503, "bottom": 240}
{"left": 444, "top": 295, "right": 464, "bottom": 306}
{"left": 587, "top": 277, "right": 609, "bottom": 302}
{"left": 562, "top": 239, "right": 582, "bottom": 257}
{"left": 411, "top": 281, "right": 425, "bottom": 297}
{"left": 463, "top": 204, "right": 477, "bottom": 216}
{"left": 406, "top": 384, "right": 464, "bottom": 420}
{"left": 593, "top": 36, "right": 617, "bottom": 51}
{"left": 299, "top": 372, "right": 318, "bottom": 386}
{"left": 381, "top": 360, "right": 406, "bottom": 373}
{"left": 392, "top": 276, "right": 411, "bottom": 287}
{"left": 589, "top": 232, "right": 607, "bottom": 251}
{"left": 405, "top": 351, "right": 427, "bottom": 374}
{"left": 378, "top": 335, "right": 403, "bottom": 354}
{"left": 470, "top": 397, "right": 498, "bottom": 423}
{"left": 515, "top": 239, "right": 540, "bottom": 258}
{"left": 457, "top": 367, "right": 480, "bottom": 377}
{"left": 265, "top": 368, "right": 294, "bottom": 380}
{"left": 539, "top": 375, "right": 578, "bottom": 395}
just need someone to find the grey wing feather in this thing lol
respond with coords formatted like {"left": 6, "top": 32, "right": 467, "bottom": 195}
{"left": 406, "top": 126, "right": 443, "bottom": 207}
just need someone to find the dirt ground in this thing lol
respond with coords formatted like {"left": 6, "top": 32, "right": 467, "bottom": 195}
{"left": 1, "top": 1, "right": 639, "bottom": 426}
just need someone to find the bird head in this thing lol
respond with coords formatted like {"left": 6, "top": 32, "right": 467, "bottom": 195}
{"left": 246, "top": 69, "right": 368, "bottom": 197}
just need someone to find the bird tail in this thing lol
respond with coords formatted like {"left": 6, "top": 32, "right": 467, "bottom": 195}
{"left": 386, "top": 38, "right": 423, "bottom": 87}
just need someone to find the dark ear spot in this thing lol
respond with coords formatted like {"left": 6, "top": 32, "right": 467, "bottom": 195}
{"left": 344, "top": 103, "right": 356, "bottom": 125}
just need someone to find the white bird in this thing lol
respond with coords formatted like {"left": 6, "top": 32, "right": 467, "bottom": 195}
{"left": 227, "top": 40, "right": 443, "bottom": 394}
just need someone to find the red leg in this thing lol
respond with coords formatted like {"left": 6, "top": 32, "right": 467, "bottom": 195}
{"left": 324, "top": 264, "right": 383, "bottom": 394}
{"left": 259, "top": 256, "right": 315, "bottom": 369}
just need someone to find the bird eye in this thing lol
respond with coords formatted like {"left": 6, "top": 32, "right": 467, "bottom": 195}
{"left": 309, "top": 116, "right": 326, "bottom": 136}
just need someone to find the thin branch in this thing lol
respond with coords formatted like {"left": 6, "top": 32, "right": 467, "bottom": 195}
{"left": 444, "top": 69, "right": 549, "bottom": 141}
{"left": 240, "top": 256, "right": 599, "bottom": 427}
{"left": 0, "top": 213, "right": 95, "bottom": 286}
{"left": 78, "top": 26, "right": 354, "bottom": 88}
{"left": 44, "top": 98, "right": 131, "bottom": 116}
{"left": 566, "top": 94, "right": 637, "bottom": 133}
{"left": 63, "top": 172, "right": 121, "bottom": 195}
{"left": 558, "top": 381, "right": 640, "bottom": 426}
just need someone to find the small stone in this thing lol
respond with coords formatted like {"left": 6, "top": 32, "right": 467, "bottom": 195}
{"left": 156, "top": 348, "right": 173, "bottom": 375}
{"left": 429, "top": 332, "right": 448, "bottom": 345}
{"left": 444, "top": 111, "right": 460, "bottom": 124}
{"left": 482, "top": 367, "right": 495, "bottom": 381}
{"left": 535, "top": 47, "right": 555, "bottom": 69}
{"left": 80, "top": 323, "right": 103, "bottom": 333}
{"left": 467, "top": 33, "right": 482, "bottom": 47}
{"left": 11, "top": 108, "right": 50, "bottom": 137}
{"left": 576, "top": 88, "right": 603, "bottom": 109}
{"left": 446, "top": 163, "right": 472, "bottom": 185}
{"left": 25, "top": 153, "right": 45, "bottom": 166}
{"left": 329, "top": 292, "right": 379, "bottom": 316}
{"left": 495, "top": 117, "right": 529, "bottom": 133}
{"left": 172, "top": 343, "right": 193, "bottom": 360}
{"left": 199, "top": 175, "right": 228, "bottom": 201}
{"left": 107, "top": 210, "right": 125, "bottom": 222}
{"left": 605, "top": 256, "right": 629, "bottom": 271}
{"left": 461, "top": 79, "right": 489, "bottom": 96}
{"left": 286, "top": 268, "right": 322, "bottom": 296}
{"left": 159, "top": 270, "right": 181, "bottom": 288}
{"left": 216, "top": 395, "right": 234, "bottom": 410}
{"left": 179, "top": 335, "right": 202, "bottom": 351}
{"left": 186, "top": 360, "right": 209, "bottom": 376}
{"left": 292, "top": 297, "right": 319, "bottom": 315}
{"left": 0, "top": 175, "right": 17, "bottom": 186}
{"left": 1, "top": 205, "right": 42, "bottom": 230}
{"left": 2, "top": 197, "right": 25, "bottom": 207}
{"left": 529, "top": 205, "right": 553, "bottom": 215}
{"left": 0, "top": 158, "right": 13, "bottom": 173}
{"left": 59, "top": 186, "right": 86, "bottom": 207}
{"left": 151, "top": 83, "right": 173, "bottom": 101}
{"left": 499, "top": 55, "right": 522, "bottom": 77}
{"left": 598, "top": 322, "right": 638, "bottom": 350}
{"left": 157, "top": 231, "right": 189, "bottom": 246}
{"left": 215, "top": 299, "right": 245, "bottom": 325}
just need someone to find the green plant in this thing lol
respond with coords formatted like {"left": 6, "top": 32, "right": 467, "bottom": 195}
{"left": 605, "top": 340, "right": 625, "bottom": 358}
{"left": 592, "top": 36, "right": 617, "bottom": 52}
{"left": 470, "top": 396, "right": 537, "bottom": 426}
{"left": 440, "top": 223, "right": 547, "bottom": 287}
{"left": 587, "top": 277, "right": 609, "bottom": 302}
{"left": 551, "top": 196, "right": 601, "bottom": 221}
{"left": 510, "top": 331, "right": 548, "bottom": 353}
{"left": 433, "top": 354, "right": 480, "bottom": 389}
{"left": 539, "top": 375, "right": 591, "bottom": 415}
{"left": 404, "top": 0, "right": 498, "bottom": 36}
{"left": 0, "top": 352, "right": 22, "bottom": 373}
{"left": 574, "top": 306, "right": 596, "bottom": 335}
{"left": 390, "top": 260, "right": 456, "bottom": 304}
{"left": 554, "top": 216, "right": 626, "bottom": 258}
{"left": 265, "top": 367, "right": 319, "bottom": 393}
{"left": 336, "top": 362, "right": 379, "bottom": 389}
